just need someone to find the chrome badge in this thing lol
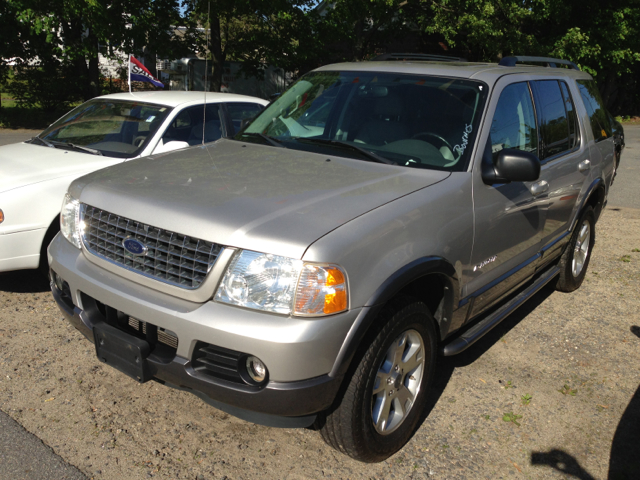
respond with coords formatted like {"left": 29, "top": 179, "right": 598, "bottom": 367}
{"left": 473, "top": 255, "right": 497, "bottom": 272}
{"left": 123, "top": 237, "right": 148, "bottom": 256}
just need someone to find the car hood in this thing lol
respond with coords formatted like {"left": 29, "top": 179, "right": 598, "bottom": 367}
{"left": 73, "top": 139, "right": 450, "bottom": 258}
{"left": 0, "top": 142, "right": 122, "bottom": 193}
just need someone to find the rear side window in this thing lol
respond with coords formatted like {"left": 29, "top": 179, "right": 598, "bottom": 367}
{"left": 577, "top": 79, "right": 612, "bottom": 143}
{"left": 532, "top": 80, "right": 578, "bottom": 159}
{"left": 227, "top": 102, "right": 264, "bottom": 134}
{"left": 490, "top": 82, "right": 538, "bottom": 160}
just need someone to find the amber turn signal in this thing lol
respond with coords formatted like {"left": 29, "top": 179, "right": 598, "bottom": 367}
{"left": 294, "top": 264, "right": 348, "bottom": 316}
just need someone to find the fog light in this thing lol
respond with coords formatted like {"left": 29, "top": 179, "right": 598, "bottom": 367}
{"left": 245, "top": 355, "right": 267, "bottom": 383}
{"left": 0, "top": 209, "right": 4, "bottom": 224}
{"left": 52, "top": 270, "right": 64, "bottom": 292}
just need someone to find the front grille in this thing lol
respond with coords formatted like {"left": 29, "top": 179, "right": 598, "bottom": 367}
{"left": 129, "top": 317, "right": 178, "bottom": 349}
{"left": 81, "top": 204, "right": 223, "bottom": 289}
{"left": 192, "top": 342, "right": 245, "bottom": 384}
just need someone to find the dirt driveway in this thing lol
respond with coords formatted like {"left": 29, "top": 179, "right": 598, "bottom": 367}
{"left": 1, "top": 136, "right": 639, "bottom": 480}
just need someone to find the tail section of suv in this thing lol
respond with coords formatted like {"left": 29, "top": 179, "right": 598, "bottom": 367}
{"left": 49, "top": 56, "right": 614, "bottom": 462}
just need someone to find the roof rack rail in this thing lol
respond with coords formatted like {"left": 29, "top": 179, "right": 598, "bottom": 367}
{"left": 499, "top": 56, "right": 580, "bottom": 70}
{"left": 371, "top": 53, "right": 468, "bottom": 63}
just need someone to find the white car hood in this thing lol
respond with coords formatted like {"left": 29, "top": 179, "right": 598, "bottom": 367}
{"left": 0, "top": 142, "right": 122, "bottom": 194}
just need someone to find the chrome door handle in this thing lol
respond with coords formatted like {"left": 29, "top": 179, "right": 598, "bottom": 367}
{"left": 578, "top": 159, "right": 591, "bottom": 172}
{"left": 530, "top": 180, "right": 549, "bottom": 196}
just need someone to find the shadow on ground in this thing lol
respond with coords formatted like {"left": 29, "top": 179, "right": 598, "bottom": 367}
{"left": 0, "top": 270, "right": 50, "bottom": 293}
{"left": 608, "top": 324, "right": 640, "bottom": 480}
{"left": 530, "top": 449, "right": 596, "bottom": 479}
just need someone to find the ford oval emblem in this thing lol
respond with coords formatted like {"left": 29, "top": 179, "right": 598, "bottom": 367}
{"left": 123, "top": 237, "right": 148, "bottom": 256}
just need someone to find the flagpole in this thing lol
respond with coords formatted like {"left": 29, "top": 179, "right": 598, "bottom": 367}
{"left": 128, "top": 55, "right": 132, "bottom": 94}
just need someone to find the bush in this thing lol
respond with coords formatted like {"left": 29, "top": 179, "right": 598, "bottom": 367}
{"left": 7, "top": 63, "right": 84, "bottom": 112}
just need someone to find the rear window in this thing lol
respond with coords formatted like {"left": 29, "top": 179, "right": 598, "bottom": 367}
{"left": 577, "top": 80, "right": 612, "bottom": 143}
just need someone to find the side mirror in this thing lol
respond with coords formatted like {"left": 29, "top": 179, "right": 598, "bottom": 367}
{"left": 153, "top": 140, "right": 189, "bottom": 154}
{"left": 482, "top": 147, "right": 540, "bottom": 185}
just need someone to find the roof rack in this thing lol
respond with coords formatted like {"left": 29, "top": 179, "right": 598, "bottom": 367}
{"left": 371, "top": 53, "right": 468, "bottom": 63}
{"left": 499, "top": 56, "right": 580, "bottom": 70}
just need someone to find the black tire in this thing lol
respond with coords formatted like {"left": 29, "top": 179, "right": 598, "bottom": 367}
{"left": 318, "top": 296, "right": 437, "bottom": 462}
{"left": 556, "top": 206, "right": 595, "bottom": 292}
{"left": 38, "top": 221, "right": 59, "bottom": 279}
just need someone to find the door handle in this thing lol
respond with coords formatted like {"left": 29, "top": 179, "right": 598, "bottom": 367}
{"left": 530, "top": 180, "right": 549, "bottom": 196}
{"left": 578, "top": 159, "right": 591, "bottom": 172}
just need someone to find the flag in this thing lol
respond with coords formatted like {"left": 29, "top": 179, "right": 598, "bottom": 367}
{"left": 128, "top": 55, "right": 164, "bottom": 89}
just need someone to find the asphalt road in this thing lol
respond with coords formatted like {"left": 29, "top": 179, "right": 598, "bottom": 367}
{"left": 0, "top": 125, "right": 638, "bottom": 479}
{"left": 607, "top": 125, "right": 640, "bottom": 209}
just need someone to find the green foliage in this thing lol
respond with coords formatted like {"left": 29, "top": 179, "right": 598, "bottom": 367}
{"left": 521, "top": 393, "right": 532, "bottom": 406}
{"left": 8, "top": 64, "right": 84, "bottom": 111}
{"left": 502, "top": 412, "right": 523, "bottom": 426}
{"left": 559, "top": 384, "right": 578, "bottom": 396}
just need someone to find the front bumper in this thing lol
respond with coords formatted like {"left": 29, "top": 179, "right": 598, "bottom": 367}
{"left": 48, "top": 234, "right": 361, "bottom": 427}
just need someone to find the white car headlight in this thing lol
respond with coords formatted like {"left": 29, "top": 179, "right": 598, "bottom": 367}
{"left": 60, "top": 193, "right": 84, "bottom": 249}
{"left": 215, "top": 250, "right": 348, "bottom": 316}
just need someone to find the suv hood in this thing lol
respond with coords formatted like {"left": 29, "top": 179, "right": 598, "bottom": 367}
{"left": 74, "top": 139, "right": 450, "bottom": 258}
{"left": 0, "top": 142, "right": 120, "bottom": 193}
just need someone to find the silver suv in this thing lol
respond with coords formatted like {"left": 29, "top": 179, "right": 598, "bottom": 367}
{"left": 49, "top": 55, "right": 615, "bottom": 462}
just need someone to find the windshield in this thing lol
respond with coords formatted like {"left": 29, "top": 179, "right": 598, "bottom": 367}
{"left": 36, "top": 99, "right": 173, "bottom": 158}
{"left": 239, "top": 71, "right": 487, "bottom": 171}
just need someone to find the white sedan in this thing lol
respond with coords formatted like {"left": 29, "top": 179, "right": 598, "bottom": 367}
{"left": 0, "top": 91, "right": 268, "bottom": 274}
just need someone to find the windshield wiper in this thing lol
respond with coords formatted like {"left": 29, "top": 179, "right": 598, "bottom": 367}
{"left": 295, "top": 138, "right": 395, "bottom": 164}
{"left": 52, "top": 141, "right": 103, "bottom": 156}
{"left": 30, "top": 136, "right": 55, "bottom": 148}
{"left": 240, "top": 132, "right": 285, "bottom": 148}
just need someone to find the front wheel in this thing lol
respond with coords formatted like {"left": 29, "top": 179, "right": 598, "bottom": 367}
{"left": 556, "top": 206, "right": 595, "bottom": 292}
{"left": 318, "top": 297, "right": 437, "bottom": 462}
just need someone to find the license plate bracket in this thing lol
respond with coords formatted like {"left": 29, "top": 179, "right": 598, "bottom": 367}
{"left": 94, "top": 322, "right": 151, "bottom": 383}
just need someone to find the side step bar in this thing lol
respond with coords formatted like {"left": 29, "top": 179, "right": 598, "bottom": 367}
{"left": 441, "top": 266, "right": 560, "bottom": 356}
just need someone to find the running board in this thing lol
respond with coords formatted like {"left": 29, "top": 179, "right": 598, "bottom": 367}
{"left": 441, "top": 266, "right": 560, "bottom": 356}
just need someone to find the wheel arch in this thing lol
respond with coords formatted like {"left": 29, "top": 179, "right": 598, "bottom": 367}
{"left": 329, "top": 256, "right": 459, "bottom": 379}
{"left": 38, "top": 215, "right": 61, "bottom": 272}
{"left": 574, "top": 177, "right": 606, "bottom": 228}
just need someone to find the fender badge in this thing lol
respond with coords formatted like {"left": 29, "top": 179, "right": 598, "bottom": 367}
{"left": 473, "top": 255, "right": 497, "bottom": 272}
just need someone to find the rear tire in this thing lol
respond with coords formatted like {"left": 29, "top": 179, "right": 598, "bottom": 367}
{"left": 318, "top": 297, "right": 437, "bottom": 462}
{"left": 556, "top": 206, "right": 595, "bottom": 292}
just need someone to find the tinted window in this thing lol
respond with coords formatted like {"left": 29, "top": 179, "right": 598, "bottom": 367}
{"left": 490, "top": 82, "right": 538, "bottom": 160}
{"left": 533, "top": 80, "right": 572, "bottom": 159}
{"left": 577, "top": 79, "right": 612, "bottom": 143}
{"left": 227, "top": 102, "right": 264, "bottom": 134}
{"left": 163, "top": 104, "right": 224, "bottom": 146}
{"left": 559, "top": 81, "right": 579, "bottom": 150}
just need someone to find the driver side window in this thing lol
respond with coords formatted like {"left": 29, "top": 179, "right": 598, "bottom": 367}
{"left": 490, "top": 83, "right": 538, "bottom": 161}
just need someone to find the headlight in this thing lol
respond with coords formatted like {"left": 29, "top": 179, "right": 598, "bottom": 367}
{"left": 60, "top": 193, "right": 84, "bottom": 249}
{"left": 214, "top": 250, "right": 348, "bottom": 316}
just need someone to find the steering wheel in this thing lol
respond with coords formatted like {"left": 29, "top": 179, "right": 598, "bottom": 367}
{"left": 411, "top": 132, "right": 453, "bottom": 152}
{"left": 132, "top": 135, "right": 147, "bottom": 147}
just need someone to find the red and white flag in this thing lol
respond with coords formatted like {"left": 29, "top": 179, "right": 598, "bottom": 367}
{"left": 128, "top": 55, "right": 164, "bottom": 90}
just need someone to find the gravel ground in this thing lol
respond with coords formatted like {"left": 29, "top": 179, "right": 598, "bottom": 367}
{"left": 1, "top": 206, "right": 639, "bottom": 480}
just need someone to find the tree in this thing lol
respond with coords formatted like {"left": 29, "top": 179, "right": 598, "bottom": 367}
{"left": 6, "top": 0, "right": 189, "bottom": 106}
{"left": 181, "top": 0, "right": 315, "bottom": 91}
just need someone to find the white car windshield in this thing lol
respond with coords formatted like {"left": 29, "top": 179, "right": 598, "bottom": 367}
{"left": 36, "top": 99, "right": 173, "bottom": 158}
{"left": 238, "top": 71, "right": 487, "bottom": 171}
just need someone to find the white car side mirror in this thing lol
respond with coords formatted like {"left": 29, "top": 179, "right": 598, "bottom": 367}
{"left": 153, "top": 140, "right": 189, "bottom": 154}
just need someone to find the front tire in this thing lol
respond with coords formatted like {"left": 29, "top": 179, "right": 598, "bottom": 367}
{"left": 318, "top": 297, "right": 437, "bottom": 462}
{"left": 556, "top": 206, "right": 595, "bottom": 292}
